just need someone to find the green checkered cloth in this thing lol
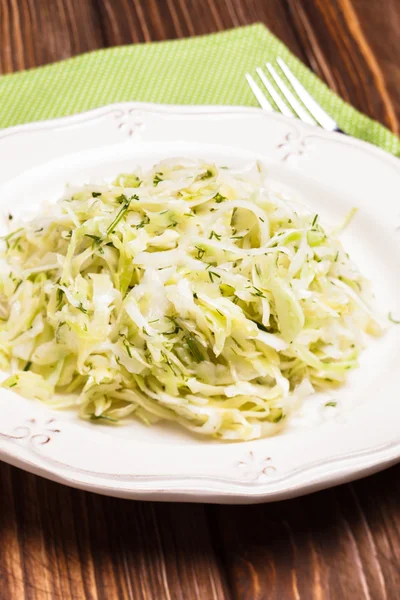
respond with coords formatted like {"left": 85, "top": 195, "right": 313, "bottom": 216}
{"left": 0, "top": 24, "right": 399, "bottom": 156}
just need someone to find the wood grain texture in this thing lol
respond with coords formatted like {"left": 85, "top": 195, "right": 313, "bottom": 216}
{"left": 0, "top": 1, "right": 399, "bottom": 599}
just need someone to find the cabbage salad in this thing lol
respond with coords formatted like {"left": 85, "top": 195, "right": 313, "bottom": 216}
{"left": 0, "top": 160, "right": 382, "bottom": 440}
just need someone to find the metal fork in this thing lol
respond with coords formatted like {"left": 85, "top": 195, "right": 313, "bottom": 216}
{"left": 246, "top": 57, "right": 345, "bottom": 134}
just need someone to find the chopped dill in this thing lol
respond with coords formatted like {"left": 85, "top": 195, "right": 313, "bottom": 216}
{"left": 199, "top": 169, "right": 213, "bottom": 180}
{"left": 84, "top": 234, "right": 102, "bottom": 244}
{"left": 208, "top": 271, "right": 220, "bottom": 283}
{"left": 153, "top": 173, "right": 163, "bottom": 186}
{"left": 195, "top": 246, "right": 205, "bottom": 260}
{"left": 209, "top": 230, "right": 221, "bottom": 241}
{"left": 185, "top": 334, "right": 204, "bottom": 362}
{"left": 388, "top": 312, "right": 400, "bottom": 324}
{"left": 213, "top": 192, "right": 226, "bottom": 203}
{"left": 106, "top": 196, "right": 132, "bottom": 235}
{"left": 136, "top": 215, "right": 150, "bottom": 229}
{"left": 76, "top": 302, "right": 88, "bottom": 314}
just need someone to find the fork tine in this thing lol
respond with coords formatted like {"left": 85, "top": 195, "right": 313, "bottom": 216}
{"left": 277, "top": 58, "right": 338, "bottom": 131}
{"left": 266, "top": 63, "right": 316, "bottom": 126}
{"left": 256, "top": 68, "right": 293, "bottom": 118}
{"left": 245, "top": 73, "right": 274, "bottom": 112}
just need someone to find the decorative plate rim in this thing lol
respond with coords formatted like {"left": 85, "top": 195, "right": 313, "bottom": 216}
{"left": 0, "top": 102, "right": 399, "bottom": 503}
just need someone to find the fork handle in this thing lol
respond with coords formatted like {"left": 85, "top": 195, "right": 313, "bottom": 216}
{"left": 334, "top": 126, "right": 348, "bottom": 135}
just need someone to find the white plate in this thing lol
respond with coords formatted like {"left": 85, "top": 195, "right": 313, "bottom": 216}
{"left": 0, "top": 103, "right": 399, "bottom": 504}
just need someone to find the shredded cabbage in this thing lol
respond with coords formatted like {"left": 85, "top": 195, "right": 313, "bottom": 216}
{"left": 0, "top": 160, "right": 382, "bottom": 440}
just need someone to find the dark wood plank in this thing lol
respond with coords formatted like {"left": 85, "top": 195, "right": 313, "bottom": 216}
{"left": 0, "top": 465, "right": 230, "bottom": 599}
{"left": 0, "top": 1, "right": 399, "bottom": 599}
{"left": 284, "top": 0, "right": 400, "bottom": 134}
{"left": 2, "top": 462, "right": 400, "bottom": 600}
{"left": 210, "top": 466, "right": 400, "bottom": 600}
{"left": 0, "top": 0, "right": 103, "bottom": 72}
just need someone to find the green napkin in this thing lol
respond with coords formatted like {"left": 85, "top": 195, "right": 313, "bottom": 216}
{"left": 0, "top": 24, "right": 399, "bottom": 156}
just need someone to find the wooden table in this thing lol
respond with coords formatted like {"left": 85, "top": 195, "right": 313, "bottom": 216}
{"left": 0, "top": 1, "right": 399, "bottom": 598}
